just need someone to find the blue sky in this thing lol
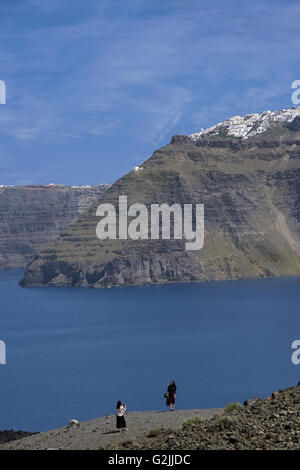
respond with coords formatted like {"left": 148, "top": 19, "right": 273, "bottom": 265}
{"left": 0, "top": 0, "right": 299, "bottom": 185}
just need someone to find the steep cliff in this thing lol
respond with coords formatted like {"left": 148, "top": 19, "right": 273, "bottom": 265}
{"left": 21, "top": 108, "right": 300, "bottom": 288}
{"left": 0, "top": 184, "right": 110, "bottom": 270}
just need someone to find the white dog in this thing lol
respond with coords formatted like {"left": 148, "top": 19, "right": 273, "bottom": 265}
{"left": 68, "top": 419, "right": 80, "bottom": 428}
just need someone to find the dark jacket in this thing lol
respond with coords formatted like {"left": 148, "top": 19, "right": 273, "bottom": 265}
{"left": 168, "top": 384, "right": 177, "bottom": 394}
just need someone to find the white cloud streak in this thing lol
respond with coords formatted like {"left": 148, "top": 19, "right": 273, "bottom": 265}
{"left": 0, "top": 0, "right": 299, "bottom": 146}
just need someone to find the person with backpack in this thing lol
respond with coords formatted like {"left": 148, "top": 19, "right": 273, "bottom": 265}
{"left": 167, "top": 381, "right": 177, "bottom": 411}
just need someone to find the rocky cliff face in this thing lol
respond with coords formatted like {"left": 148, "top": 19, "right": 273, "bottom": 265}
{"left": 21, "top": 108, "right": 300, "bottom": 288}
{"left": 0, "top": 184, "right": 110, "bottom": 270}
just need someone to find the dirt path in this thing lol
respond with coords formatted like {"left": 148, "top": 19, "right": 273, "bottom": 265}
{"left": 0, "top": 408, "right": 223, "bottom": 450}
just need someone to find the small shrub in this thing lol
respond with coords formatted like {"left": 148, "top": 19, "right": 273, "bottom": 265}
{"left": 208, "top": 416, "right": 235, "bottom": 432}
{"left": 224, "top": 402, "right": 243, "bottom": 414}
{"left": 182, "top": 417, "right": 204, "bottom": 428}
{"left": 147, "top": 428, "right": 164, "bottom": 438}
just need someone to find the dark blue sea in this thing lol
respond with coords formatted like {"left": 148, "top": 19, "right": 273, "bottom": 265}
{"left": 0, "top": 270, "right": 299, "bottom": 431}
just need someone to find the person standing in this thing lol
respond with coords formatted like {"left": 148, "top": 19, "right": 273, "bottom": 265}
{"left": 116, "top": 401, "right": 127, "bottom": 431}
{"left": 167, "top": 381, "right": 177, "bottom": 411}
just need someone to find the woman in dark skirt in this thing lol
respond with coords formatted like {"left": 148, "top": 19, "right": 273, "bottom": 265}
{"left": 116, "top": 401, "right": 127, "bottom": 431}
{"left": 167, "top": 381, "right": 177, "bottom": 411}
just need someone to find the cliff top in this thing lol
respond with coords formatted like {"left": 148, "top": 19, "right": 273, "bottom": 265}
{"left": 190, "top": 107, "right": 300, "bottom": 141}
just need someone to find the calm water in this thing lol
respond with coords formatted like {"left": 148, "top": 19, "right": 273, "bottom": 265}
{"left": 0, "top": 270, "right": 299, "bottom": 431}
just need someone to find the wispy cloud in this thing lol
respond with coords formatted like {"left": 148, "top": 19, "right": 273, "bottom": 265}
{"left": 2, "top": 0, "right": 300, "bottom": 143}
{"left": 0, "top": 0, "right": 299, "bottom": 184}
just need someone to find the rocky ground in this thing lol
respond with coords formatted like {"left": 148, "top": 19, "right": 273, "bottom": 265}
{"left": 0, "top": 409, "right": 222, "bottom": 450}
{"left": 0, "top": 430, "right": 35, "bottom": 444}
{"left": 1, "top": 384, "right": 299, "bottom": 450}
{"left": 127, "top": 383, "right": 300, "bottom": 450}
